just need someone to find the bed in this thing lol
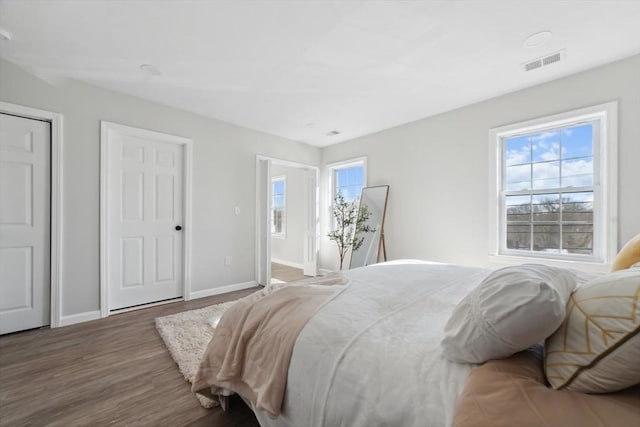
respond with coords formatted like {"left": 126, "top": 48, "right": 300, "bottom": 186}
{"left": 192, "top": 259, "right": 640, "bottom": 427}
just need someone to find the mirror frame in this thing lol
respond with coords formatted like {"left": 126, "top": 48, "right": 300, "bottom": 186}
{"left": 349, "top": 185, "right": 389, "bottom": 269}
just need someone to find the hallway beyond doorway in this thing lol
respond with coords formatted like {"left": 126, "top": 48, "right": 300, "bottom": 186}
{"left": 270, "top": 262, "right": 306, "bottom": 284}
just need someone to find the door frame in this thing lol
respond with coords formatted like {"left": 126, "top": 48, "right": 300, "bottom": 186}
{"left": 99, "top": 121, "right": 193, "bottom": 317}
{"left": 255, "top": 155, "right": 319, "bottom": 285}
{"left": 0, "top": 101, "right": 64, "bottom": 328}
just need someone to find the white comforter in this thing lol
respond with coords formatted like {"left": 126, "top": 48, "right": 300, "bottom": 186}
{"left": 253, "top": 260, "right": 492, "bottom": 427}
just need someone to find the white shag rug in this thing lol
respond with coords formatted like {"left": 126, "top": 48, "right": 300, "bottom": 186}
{"left": 155, "top": 300, "right": 237, "bottom": 408}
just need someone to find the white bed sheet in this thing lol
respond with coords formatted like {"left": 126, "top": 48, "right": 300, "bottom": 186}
{"left": 253, "top": 260, "right": 492, "bottom": 427}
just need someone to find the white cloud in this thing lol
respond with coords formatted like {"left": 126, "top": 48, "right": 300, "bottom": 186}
{"left": 562, "top": 158, "right": 593, "bottom": 187}
{"left": 505, "top": 147, "right": 529, "bottom": 166}
{"left": 505, "top": 131, "right": 592, "bottom": 190}
{"left": 531, "top": 132, "right": 557, "bottom": 142}
{"left": 505, "top": 164, "right": 530, "bottom": 189}
{"left": 532, "top": 140, "right": 560, "bottom": 161}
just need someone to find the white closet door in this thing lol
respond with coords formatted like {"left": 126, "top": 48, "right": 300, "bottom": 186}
{"left": 0, "top": 113, "right": 50, "bottom": 334}
{"left": 106, "top": 127, "right": 184, "bottom": 310}
{"left": 303, "top": 168, "right": 318, "bottom": 276}
{"left": 257, "top": 158, "right": 271, "bottom": 286}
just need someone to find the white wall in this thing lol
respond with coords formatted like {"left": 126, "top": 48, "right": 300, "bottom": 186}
{"left": 270, "top": 164, "right": 306, "bottom": 267}
{"left": 320, "top": 54, "right": 640, "bottom": 271}
{"left": 0, "top": 58, "right": 320, "bottom": 317}
{"left": 2, "top": 52, "right": 638, "bottom": 317}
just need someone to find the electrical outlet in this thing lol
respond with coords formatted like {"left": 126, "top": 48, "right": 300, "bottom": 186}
{"left": 234, "top": 206, "right": 241, "bottom": 215}
{"left": 224, "top": 256, "right": 232, "bottom": 266}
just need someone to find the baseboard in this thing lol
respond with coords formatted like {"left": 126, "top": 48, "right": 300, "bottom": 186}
{"left": 318, "top": 268, "right": 333, "bottom": 276}
{"left": 271, "top": 258, "right": 304, "bottom": 270}
{"left": 59, "top": 310, "right": 102, "bottom": 327}
{"left": 189, "top": 280, "right": 257, "bottom": 300}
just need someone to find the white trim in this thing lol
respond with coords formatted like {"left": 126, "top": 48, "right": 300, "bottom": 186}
{"left": 59, "top": 310, "right": 101, "bottom": 327}
{"left": 257, "top": 155, "right": 317, "bottom": 170}
{"left": 601, "top": 103, "right": 618, "bottom": 265}
{"left": 488, "top": 254, "right": 611, "bottom": 273}
{"left": 488, "top": 101, "right": 618, "bottom": 266}
{"left": 189, "top": 281, "right": 257, "bottom": 300}
{"left": 271, "top": 258, "right": 305, "bottom": 270}
{"left": 0, "top": 102, "right": 64, "bottom": 329}
{"left": 100, "top": 124, "right": 109, "bottom": 318}
{"left": 182, "top": 142, "right": 194, "bottom": 300}
{"left": 100, "top": 121, "right": 193, "bottom": 317}
{"left": 109, "top": 297, "right": 182, "bottom": 314}
{"left": 325, "top": 156, "right": 368, "bottom": 171}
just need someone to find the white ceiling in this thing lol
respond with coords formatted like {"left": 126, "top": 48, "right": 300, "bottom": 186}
{"left": 1, "top": 1, "right": 639, "bottom": 147}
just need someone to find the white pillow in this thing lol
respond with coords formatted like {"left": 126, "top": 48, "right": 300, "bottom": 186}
{"left": 441, "top": 264, "right": 576, "bottom": 364}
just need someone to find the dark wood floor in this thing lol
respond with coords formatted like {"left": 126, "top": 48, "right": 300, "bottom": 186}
{"left": 0, "top": 289, "right": 262, "bottom": 427}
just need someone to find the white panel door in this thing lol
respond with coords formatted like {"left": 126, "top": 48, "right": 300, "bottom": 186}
{"left": 303, "top": 168, "right": 318, "bottom": 276}
{"left": 257, "top": 159, "right": 271, "bottom": 286}
{"left": 106, "top": 128, "right": 183, "bottom": 310}
{"left": 0, "top": 113, "right": 50, "bottom": 334}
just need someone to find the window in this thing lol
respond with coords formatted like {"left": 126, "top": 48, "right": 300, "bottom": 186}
{"left": 330, "top": 159, "right": 366, "bottom": 203}
{"left": 489, "top": 102, "right": 617, "bottom": 266}
{"left": 327, "top": 157, "right": 367, "bottom": 228}
{"left": 271, "top": 176, "right": 286, "bottom": 237}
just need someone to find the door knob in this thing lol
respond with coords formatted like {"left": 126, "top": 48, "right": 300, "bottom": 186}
{"left": 175, "top": 225, "right": 182, "bottom": 231}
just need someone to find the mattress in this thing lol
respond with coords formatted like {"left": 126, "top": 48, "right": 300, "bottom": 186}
{"left": 253, "top": 260, "right": 492, "bottom": 427}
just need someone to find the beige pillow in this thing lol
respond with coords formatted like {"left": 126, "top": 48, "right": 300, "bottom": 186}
{"left": 612, "top": 233, "right": 640, "bottom": 271}
{"left": 545, "top": 269, "right": 640, "bottom": 393}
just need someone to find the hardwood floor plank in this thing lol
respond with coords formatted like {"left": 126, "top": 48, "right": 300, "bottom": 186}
{"left": 0, "top": 288, "right": 261, "bottom": 427}
{"left": 270, "top": 263, "right": 306, "bottom": 283}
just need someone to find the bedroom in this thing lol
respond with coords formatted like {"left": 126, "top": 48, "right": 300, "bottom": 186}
{"left": 0, "top": 1, "right": 639, "bottom": 426}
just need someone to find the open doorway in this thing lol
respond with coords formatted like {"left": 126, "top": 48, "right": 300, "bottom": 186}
{"left": 256, "top": 156, "right": 318, "bottom": 286}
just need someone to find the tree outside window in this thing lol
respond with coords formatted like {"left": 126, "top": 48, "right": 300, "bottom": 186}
{"left": 271, "top": 176, "right": 285, "bottom": 237}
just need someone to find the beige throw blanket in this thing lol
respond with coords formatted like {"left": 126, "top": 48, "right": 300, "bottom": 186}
{"left": 191, "top": 274, "right": 348, "bottom": 417}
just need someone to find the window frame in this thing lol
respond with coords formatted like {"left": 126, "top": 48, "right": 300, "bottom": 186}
{"left": 271, "top": 175, "right": 286, "bottom": 239}
{"left": 326, "top": 157, "right": 367, "bottom": 229}
{"left": 488, "top": 102, "right": 618, "bottom": 270}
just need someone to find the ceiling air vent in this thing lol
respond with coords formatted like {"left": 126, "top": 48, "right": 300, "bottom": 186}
{"left": 524, "top": 59, "right": 542, "bottom": 72}
{"left": 523, "top": 50, "right": 565, "bottom": 72}
{"left": 543, "top": 52, "right": 562, "bottom": 66}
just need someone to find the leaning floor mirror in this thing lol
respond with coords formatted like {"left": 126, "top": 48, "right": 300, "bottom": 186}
{"left": 350, "top": 185, "right": 389, "bottom": 269}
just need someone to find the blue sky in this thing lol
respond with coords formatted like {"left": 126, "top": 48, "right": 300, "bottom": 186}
{"left": 504, "top": 123, "right": 593, "bottom": 192}
{"left": 336, "top": 166, "right": 364, "bottom": 201}
{"left": 272, "top": 179, "right": 285, "bottom": 208}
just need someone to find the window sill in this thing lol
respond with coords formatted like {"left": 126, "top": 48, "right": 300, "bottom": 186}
{"left": 488, "top": 254, "right": 611, "bottom": 273}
